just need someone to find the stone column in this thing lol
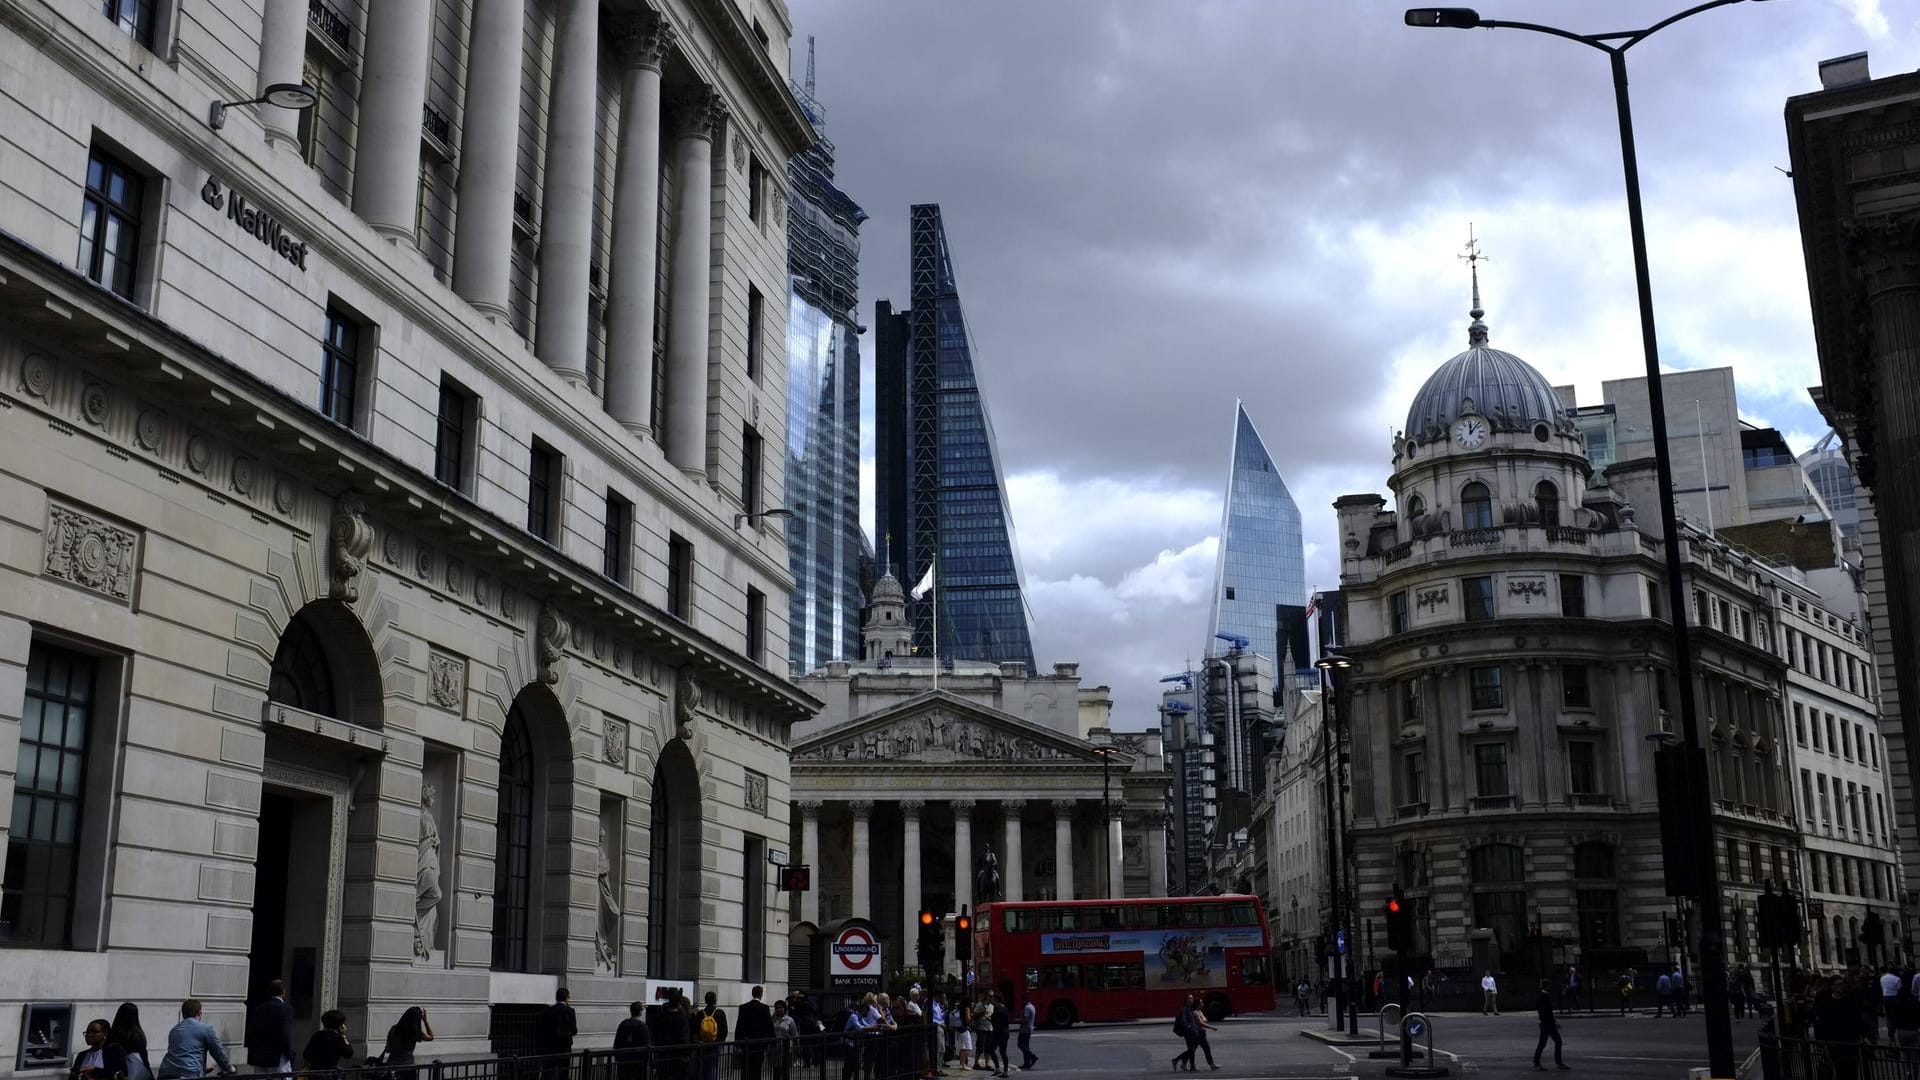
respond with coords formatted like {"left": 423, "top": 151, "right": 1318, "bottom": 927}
{"left": 1107, "top": 803, "right": 1125, "bottom": 899}
{"left": 532, "top": 0, "right": 600, "bottom": 384}
{"left": 352, "top": 0, "right": 434, "bottom": 237}
{"left": 450, "top": 0, "right": 526, "bottom": 317}
{"left": 604, "top": 14, "right": 673, "bottom": 434}
{"left": 256, "top": 0, "right": 306, "bottom": 145}
{"left": 902, "top": 800, "right": 924, "bottom": 937}
{"left": 799, "top": 800, "right": 822, "bottom": 926}
{"left": 1148, "top": 814, "right": 1169, "bottom": 897}
{"left": 1052, "top": 800, "right": 1075, "bottom": 901}
{"left": 664, "top": 90, "right": 726, "bottom": 476}
{"left": 952, "top": 800, "right": 974, "bottom": 913}
{"left": 850, "top": 800, "right": 873, "bottom": 919}
{"left": 1002, "top": 800, "right": 1024, "bottom": 902}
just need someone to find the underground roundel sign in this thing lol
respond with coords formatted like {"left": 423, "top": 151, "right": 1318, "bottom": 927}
{"left": 829, "top": 925, "right": 883, "bottom": 987}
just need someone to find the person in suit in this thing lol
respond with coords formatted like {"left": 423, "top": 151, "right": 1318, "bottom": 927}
{"left": 244, "top": 979, "right": 296, "bottom": 1074}
{"left": 613, "top": 1001, "right": 652, "bottom": 1080}
{"left": 734, "top": 985, "right": 775, "bottom": 1080}
{"left": 71, "top": 1018, "right": 128, "bottom": 1080}
{"left": 1533, "top": 980, "right": 1569, "bottom": 1071}
{"left": 535, "top": 988, "right": 578, "bottom": 1080}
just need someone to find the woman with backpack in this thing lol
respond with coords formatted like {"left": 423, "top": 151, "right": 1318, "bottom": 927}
{"left": 694, "top": 992, "right": 727, "bottom": 1080}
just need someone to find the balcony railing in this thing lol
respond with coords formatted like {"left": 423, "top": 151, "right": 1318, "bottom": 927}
{"left": 1567, "top": 792, "right": 1611, "bottom": 808}
{"left": 421, "top": 102, "right": 453, "bottom": 146}
{"left": 1471, "top": 794, "right": 1516, "bottom": 811}
{"left": 307, "top": 0, "right": 352, "bottom": 53}
{"left": 1546, "top": 525, "right": 1589, "bottom": 545}
{"left": 1396, "top": 801, "right": 1429, "bottom": 820}
{"left": 1449, "top": 528, "right": 1501, "bottom": 548}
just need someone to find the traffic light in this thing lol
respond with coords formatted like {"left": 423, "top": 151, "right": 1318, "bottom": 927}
{"left": 1384, "top": 885, "right": 1412, "bottom": 953}
{"left": 956, "top": 907, "right": 973, "bottom": 964}
{"left": 916, "top": 909, "right": 944, "bottom": 974}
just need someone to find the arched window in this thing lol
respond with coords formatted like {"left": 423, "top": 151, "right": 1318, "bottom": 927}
{"left": 269, "top": 614, "right": 337, "bottom": 717}
{"left": 1407, "top": 494, "right": 1425, "bottom": 520}
{"left": 1461, "top": 482, "right": 1493, "bottom": 530}
{"left": 1535, "top": 480, "right": 1561, "bottom": 527}
{"left": 491, "top": 706, "right": 535, "bottom": 972}
{"left": 1469, "top": 843, "right": 1526, "bottom": 957}
{"left": 1470, "top": 844, "right": 1525, "bottom": 883}
{"left": 1573, "top": 842, "right": 1614, "bottom": 879}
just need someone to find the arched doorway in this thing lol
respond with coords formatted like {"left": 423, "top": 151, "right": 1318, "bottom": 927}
{"left": 647, "top": 740, "right": 703, "bottom": 979}
{"left": 252, "top": 601, "right": 382, "bottom": 1020}
{"left": 490, "top": 686, "right": 574, "bottom": 974}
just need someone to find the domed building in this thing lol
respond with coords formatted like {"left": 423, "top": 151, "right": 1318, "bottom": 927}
{"left": 1332, "top": 274, "right": 1801, "bottom": 983}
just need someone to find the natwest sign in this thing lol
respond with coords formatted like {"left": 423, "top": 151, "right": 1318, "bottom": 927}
{"left": 201, "top": 177, "right": 310, "bottom": 271}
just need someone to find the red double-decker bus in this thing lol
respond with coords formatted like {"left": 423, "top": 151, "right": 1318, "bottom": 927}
{"left": 973, "top": 895, "right": 1276, "bottom": 1027}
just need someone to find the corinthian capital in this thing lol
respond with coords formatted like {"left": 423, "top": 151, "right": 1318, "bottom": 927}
{"left": 610, "top": 10, "right": 674, "bottom": 71}
{"left": 675, "top": 88, "right": 728, "bottom": 141}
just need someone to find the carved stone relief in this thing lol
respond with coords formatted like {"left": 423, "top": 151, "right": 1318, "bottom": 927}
{"left": 1415, "top": 585, "right": 1449, "bottom": 612}
{"left": 43, "top": 502, "right": 139, "bottom": 602}
{"left": 794, "top": 709, "right": 1089, "bottom": 764}
{"left": 427, "top": 652, "right": 465, "bottom": 710}
{"left": 603, "top": 715, "right": 628, "bottom": 767}
{"left": 79, "top": 381, "right": 109, "bottom": 426}
{"left": 1507, "top": 576, "right": 1548, "bottom": 604}
{"left": 329, "top": 492, "right": 374, "bottom": 602}
{"left": 674, "top": 667, "right": 702, "bottom": 740}
{"left": 20, "top": 353, "right": 53, "bottom": 399}
{"left": 538, "top": 604, "right": 570, "bottom": 684}
{"left": 744, "top": 769, "right": 768, "bottom": 813}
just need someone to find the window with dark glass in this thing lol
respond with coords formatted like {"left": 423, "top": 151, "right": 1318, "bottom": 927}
{"left": 749, "top": 157, "right": 766, "bottom": 223}
{"left": 320, "top": 305, "right": 360, "bottom": 427}
{"left": 1573, "top": 842, "right": 1614, "bottom": 879}
{"left": 78, "top": 147, "right": 145, "bottom": 301}
{"left": 1576, "top": 889, "right": 1619, "bottom": 948}
{"left": 1470, "top": 665, "right": 1503, "bottom": 710}
{"left": 1390, "top": 591, "right": 1409, "bottom": 634}
{"left": 1403, "top": 751, "right": 1425, "bottom": 804}
{"left": 434, "top": 379, "right": 471, "bottom": 491}
{"left": 1, "top": 644, "right": 99, "bottom": 946}
{"left": 745, "top": 587, "right": 765, "bottom": 665}
{"left": 1560, "top": 574, "right": 1585, "bottom": 617}
{"left": 741, "top": 424, "right": 762, "bottom": 518}
{"left": 746, "top": 285, "right": 763, "bottom": 380}
{"left": 742, "top": 835, "right": 765, "bottom": 983}
{"left": 102, "top": 0, "right": 157, "bottom": 49}
{"left": 667, "top": 533, "right": 693, "bottom": 620}
{"left": 1402, "top": 680, "right": 1421, "bottom": 723}
{"left": 1460, "top": 481, "right": 1493, "bottom": 530}
{"left": 1562, "top": 664, "right": 1591, "bottom": 709}
{"left": 603, "top": 491, "right": 631, "bottom": 584}
{"left": 491, "top": 707, "right": 534, "bottom": 972}
{"left": 1535, "top": 480, "right": 1560, "bottom": 526}
{"left": 1463, "top": 576, "right": 1495, "bottom": 621}
{"left": 1568, "top": 740, "right": 1598, "bottom": 794}
{"left": 1473, "top": 742, "right": 1510, "bottom": 797}
{"left": 527, "top": 440, "right": 558, "bottom": 542}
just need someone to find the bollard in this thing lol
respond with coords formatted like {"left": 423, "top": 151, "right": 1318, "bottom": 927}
{"left": 1378, "top": 1003, "right": 1403, "bottom": 1056}
{"left": 1384, "top": 1011, "right": 1449, "bottom": 1078}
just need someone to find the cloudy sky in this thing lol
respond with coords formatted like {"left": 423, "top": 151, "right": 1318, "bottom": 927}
{"left": 788, "top": 0, "right": 1916, "bottom": 729}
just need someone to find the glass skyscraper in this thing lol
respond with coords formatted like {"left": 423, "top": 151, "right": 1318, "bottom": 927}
{"left": 1206, "top": 402, "right": 1307, "bottom": 668}
{"left": 783, "top": 67, "right": 867, "bottom": 673}
{"left": 874, "top": 204, "right": 1037, "bottom": 669}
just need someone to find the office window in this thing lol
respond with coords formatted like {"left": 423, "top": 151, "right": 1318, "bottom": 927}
{"left": 1749, "top": 842, "right": 1763, "bottom": 885}
{"left": 1463, "top": 576, "right": 1495, "bottom": 621}
{"left": 1562, "top": 665, "right": 1591, "bottom": 709}
{"left": 78, "top": 147, "right": 145, "bottom": 301}
{"left": 1469, "top": 665, "right": 1503, "bottom": 710}
{"left": 1648, "top": 581, "right": 1663, "bottom": 621}
{"left": 1460, "top": 481, "right": 1493, "bottom": 530}
{"left": 434, "top": 379, "right": 472, "bottom": 491}
{"left": 1390, "top": 591, "right": 1409, "bottom": 634}
{"left": 1568, "top": 740, "right": 1598, "bottom": 795}
{"left": 746, "top": 285, "right": 763, "bottom": 380}
{"left": 1224, "top": 586, "right": 1235, "bottom": 601}
{"left": 1, "top": 644, "right": 102, "bottom": 946}
{"left": 1473, "top": 743, "right": 1510, "bottom": 797}
{"left": 1857, "top": 724, "right": 1867, "bottom": 766}
{"left": 745, "top": 586, "right": 766, "bottom": 665}
{"left": 1825, "top": 714, "right": 1837, "bottom": 755}
{"left": 1794, "top": 703, "right": 1806, "bottom": 746}
{"left": 602, "top": 491, "right": 631, "bottom": 584}
{"left": 1402, "top": 680, "right": 1422, "bottom": 723}
{"left": 749, "top": 156, "right": 766, "bottom": 223}
{"left": 526, "top": 440, "right": 559, "bottom": 542}
{"left": 1842, "top": 722, "right": 1853, "bottom": 761}
{"left": 1800, "top": 769, "right": 1814, "bottom": 825}
{"left": 667, "top": 533, "right": 693, "bottom": 620}
{"left": 741, "top": 424, "right": 762, "bottom": 518}
{"left": 1402, "top": 751, "right": 1425, "bottom": 804}
{"left": 1560, "top": 574, "right": 1585, "bottom": 618}
{"left": 102, "top": 0, "right": 157, "bottom": 49}
{"left": 1534, "top": 480, "right": 1560, "bottom": 526}
{"left": 319, "top": 305, "right": 361, "bottom": 427}
{"left": 742, "top": 834, "right": 766, "bottom": 982}
{"left": 1725, "top": 839, "right": 1739, "bottom": 881}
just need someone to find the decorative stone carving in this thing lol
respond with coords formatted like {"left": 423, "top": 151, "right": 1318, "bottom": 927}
{"left": 594, "top": 824, "right": 620, "bottom": 972}
{"left": 744, "top": 769, "right": 768, "bottom": 813}
{"left": 445, "top": 560, "right": 464, "bottom": 596}
{"left": 603, "top": 715, "right": 628, "bottom": 766}
{"left": 795, "top": 710, "right": 1100, "bottom": 764}
{"left": 43, "top": 503, "right": 138, "bottom": 601}
{"left": 135, "top": 409, "right": 164, "bottom": 451}
{"left": 674, "top": 667, "right": 702, "bottom": 739}
{"left": 538, "top": 605, "right": 570, "bottom": 684}
{"left": 1415, "top": 585, "right": 1449, "bottom": 612}
{"left": 80, "top": 382, "right": 109, "bottom": 426}
{"left": 328, "top": 492, "right": 375, "bottom": 602}
{"left": 1507, "top": 577, "right": 1547, "bottom": 603}
{"left": 609, "top": 11, "right": 674, "bottom": 70}
{"left": 231, "top": 455, "right": 257, "bottom": 496}
{"left": 773, "top": 191, "right": 786, "bottom": 227}
{"left": 20, "top": 353, "right": 52, "bottom": 398}
{"left": 847, "top": 799, "right": 874, "bottom": 820}
{"left": 414, "top": 543, "right": 433, "bottom": 581}
{"left": 414, "top": 783, "right": 443, "bottom": 961}
{"left": 427, "top": 652, "right": 464, "bottom": 709}
{"left": 677, "top": 89, "right": 727, "bottom": 140}
{"left": 474, "top": 573, "right": 493, "bottom": 607}
{"left": 272, "top": 475, "right": 295, "bottom": 514}
{"left": 185, "top": 434, "right": 213, "bottom": 475}
{"left": 731, "top": 131, "right": 747, "bottom": 171}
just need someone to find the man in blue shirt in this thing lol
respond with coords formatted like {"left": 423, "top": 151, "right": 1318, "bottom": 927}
{"left": 157, "top": 1000, "right": 234, "bottom": 1079}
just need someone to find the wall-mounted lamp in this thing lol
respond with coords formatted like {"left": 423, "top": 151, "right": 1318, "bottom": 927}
{"left": 209, "top": 82, "right": 319, "bottom": 131}
{"left": 734, "top": 507, "right": 795, "bottom": 530}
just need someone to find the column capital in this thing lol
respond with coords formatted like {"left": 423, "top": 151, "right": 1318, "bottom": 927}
{"left": 610, "top": 10, "right": 674, "bottom": 71}
{"left": 1050, "top": 799, "right": 1077, "bottom": 813}
{"left": 848, "top": 799, "right": 874, "bottom": 820}
{"left": 1002, "top": 799, "right": 1026, "bottom": 813}
{"left": 952, "top": 799, "right": 976, "bottom": 814}
{"left": 1106, "top": 801, "right": 1125, "bottom": 821}
{"left": 797, "top": 800, "right": 824, "bottom": 816}
{"left": 674, "top": 88, "right": 728, "bottom": 140}
{"left": 901, "top": 799, "right": 926, "bottom": 815}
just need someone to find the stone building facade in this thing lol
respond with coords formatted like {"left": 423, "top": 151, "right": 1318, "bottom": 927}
{"left": 0, "top": 0, "right": 816, "bottom": 1063}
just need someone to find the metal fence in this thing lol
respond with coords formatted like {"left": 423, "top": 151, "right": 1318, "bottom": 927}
{"left": 257, "top": 1028, "right": 941, "bottom": 1080}
{"left": 1759, "top": 1035, "right": 1920, "bottom": 1080}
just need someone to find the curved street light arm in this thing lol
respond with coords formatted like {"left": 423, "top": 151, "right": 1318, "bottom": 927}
{"left": 1476, "top": 18, "right": 1615, "bottom": 53}
{"left": 1621, "top": 0, "right": 1752, "bottom": 50}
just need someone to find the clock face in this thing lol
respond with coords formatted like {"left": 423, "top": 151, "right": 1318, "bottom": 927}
{"left": 1453, "top": 416, "right": 1488, "bottom": 449}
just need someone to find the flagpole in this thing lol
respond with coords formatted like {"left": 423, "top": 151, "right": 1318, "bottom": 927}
{"left": 931, "top": 554, "right": 940, "bottom": 692}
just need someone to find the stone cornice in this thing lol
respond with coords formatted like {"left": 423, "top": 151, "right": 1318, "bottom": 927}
{"left": 678, "top": 0, "right": 815, "bottom": 155}
{"left": 0, "top": 235, "right": 821, "bottom": 723}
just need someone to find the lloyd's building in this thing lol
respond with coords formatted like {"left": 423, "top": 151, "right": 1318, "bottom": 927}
{"left": 0, "top": 0, "right": 819, "bottom": 1062}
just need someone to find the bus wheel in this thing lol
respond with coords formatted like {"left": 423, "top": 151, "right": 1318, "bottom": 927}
{"left": 1202, "top": 995, "right": 1231, "bottom": 1023}
{"left": 1048, "top": 1000, "right": 1077, "bottom": 1028}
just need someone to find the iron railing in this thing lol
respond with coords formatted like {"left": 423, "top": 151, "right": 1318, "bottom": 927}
{"left": 307, "top": 0, "right": 352, "bottom": 53}
{"left": 1760, "top": 1034, "right": 1916, "bottom": 1080}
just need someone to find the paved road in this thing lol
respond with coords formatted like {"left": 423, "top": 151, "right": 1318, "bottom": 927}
{"left": 974, "top": 1008, "right": 1764, "bottom": 1079}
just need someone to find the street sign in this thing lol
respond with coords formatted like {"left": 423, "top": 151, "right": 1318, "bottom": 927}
{"left": 966, "top": 969, "right": 976, "bottom": 986}
{"left": 1336, "top": 930, "right": 1347, "bottom": 954}
{"left": 829, "top": 924, "right": 883, "bottom": 989}
{"left": 768, "top": 848, "right": 789, "bottom": 867}
{"left": 1406, "top": 1018, "right": 1425, "bottom": 1038}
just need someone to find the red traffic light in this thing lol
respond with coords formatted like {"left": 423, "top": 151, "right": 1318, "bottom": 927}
{"left": 1387, "top": 897, "right": 1403, "bottom": 914}
{"left": 919, "top": 910, "right": 936, "bottom": 927}
{"left": 956, "top": 914, "right": 971, "bottom": 932}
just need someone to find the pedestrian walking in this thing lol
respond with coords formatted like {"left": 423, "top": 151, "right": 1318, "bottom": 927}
{"left": 1532, "top": 981, "right": 1569, "bottom": 1071}
{"left": 1889, "top": 984, "right": 1919, "bottom": 1080}
{"left": 111, "top": 1004, "right": 153, "bottom": 1080}
{"left": 379, "top": 1007, "right": 434, "bottom": 1080}
{"left": 244, "top": 978, "right": 296, "bottom": 1074}
{"left": 156, "top": 1000, "right": 234, "bottom": 1080}
{"left": 971, "top": 998, "right": 993, "bottom": 1072}
{"left": 1481, "top": 972, "right": 1500, "bottom": 1016}
{"left": 299, "top": 1012, "right": 352, "bottom": 1078}
{"left": 989, "top": 992, "right": 1011, "bottom": 1078}
{"left": 1294, "top": 979, "right": 1311, "bottom": 1017}
{"left": 771, "top": 1000, "right": 796, "bottom": 1080}
{"left": 1184, "top": 995, "right": 1219, "bottom": 1072}
{"left": 696, "top": 991, "right": 729, "bottom": 1080}
{"left": 535, "top": 988, "right": 577, "bottom": 1080}
{"left": 1171, "top": 995, "right": 1197, "bottom": 1071}
{"left": 1616, "top": 970, "right": 1635, "bottom": 1015}
{"left": 613, "top": 1001, "right": 651, "bottom": 1080}
{"left": 1655, "top": 971, "right": 1672, "bottom": 1017}
{"left": 737, "top": 985, "right": 774, "bottom": 1080}
{"left": 955, "top": 996, "right": 975, "bottom": 1071}
{"left": 1671, "top": 967, "right": 1688, "bottom": 1016}
{"left": 1017, "top": 996, "right": 1037, "bottom": 1071}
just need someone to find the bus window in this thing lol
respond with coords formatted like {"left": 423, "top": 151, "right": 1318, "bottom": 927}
{"left": 1004, "top": 907, "right": 1035, "bottom": 933}
{"left": 1025, "top": 966, "right": 1040, "bottom": 990}
{"left": 1202, "top": 904, "right": 1227, "bottom": 927}
{"left": 1084, "top": 964, "right": 1107, "bottom": 991}
{"left": 1126, "top": 962, "right": 1147, "bottom": 989}
{"left": 1136, "top": 905, "right": 1162, "bottom": 929}
{"left": 1103, "top": 963, "right": 1132, "bottom": 989}
{"left": 1240, "top": 955, "right": 1272, "bottom": 985}
{"left": 1037, "top": 909, "right": 1062, "bottom": 932}
{"left": 1097, "top": 906, "right": 1124, "bottom": 930}
{"left": 1228, "top": 902, "right": 1257, "bottom": 926}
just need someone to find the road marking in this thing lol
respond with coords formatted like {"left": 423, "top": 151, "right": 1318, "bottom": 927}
{"left": 1589, "top": 1055, "right": 1709, "bottom": 1062}
{"left": 1323, "top": 1043, "right": 1358, "bottom": 1064}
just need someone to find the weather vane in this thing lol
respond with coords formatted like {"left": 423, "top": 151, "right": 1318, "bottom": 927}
{"left": 1460, "top": 224, "right": 1490, "bottom": 343}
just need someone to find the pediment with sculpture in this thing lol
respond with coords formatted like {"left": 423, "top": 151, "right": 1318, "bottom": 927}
{"left": 793, "top": 694, "right": 1120, "bottom": 767}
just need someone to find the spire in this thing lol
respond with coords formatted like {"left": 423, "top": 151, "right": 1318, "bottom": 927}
{"left": 805, "top": 35, "right": 816, "bottom": 98}
{"left": 1461, "top": 224, "right": 1490, "bottom": 347}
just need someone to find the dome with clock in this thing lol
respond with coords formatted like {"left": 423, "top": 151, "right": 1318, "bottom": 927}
{"left": 1403, "top": 278, "right": 1564, "bottom": 443}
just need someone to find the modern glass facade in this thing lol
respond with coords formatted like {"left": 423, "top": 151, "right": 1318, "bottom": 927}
{"left": 874, "top": 204, "right": 1036, "bottom": 669}
{"left": 1205, "top": 403, "right": 1306, "bottom": 668}
{"left": 784, "top": 74, "right": 867, "bottom": 673}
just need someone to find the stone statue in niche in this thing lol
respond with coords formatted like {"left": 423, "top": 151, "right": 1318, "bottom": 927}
{"left": 414, "top": 784, "right": 442, "bottom": 961}
{"left": 976, "top": 843, "right": 1001, "bottom": 902}
{"left": 595, "top": 825, "right": 620, "bottom": 972}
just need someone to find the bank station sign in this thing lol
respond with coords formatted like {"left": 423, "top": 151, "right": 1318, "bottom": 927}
{"left": 202, "top": 177, "right": 310, "bottom": 271}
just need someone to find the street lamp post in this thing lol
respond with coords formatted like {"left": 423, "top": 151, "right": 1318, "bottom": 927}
{"left": 1091, "top": 727, "right": 1121, "bottom": 899}
{"left": 1315, "top": 652, "right": 1359, "bottom": 1034}
{"left": 1405, "top": 6, "right": 1768, "bottom": 1077}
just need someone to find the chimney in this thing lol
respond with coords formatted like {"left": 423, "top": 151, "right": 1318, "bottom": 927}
{"left": 1818, "top": 52, "right": 1870, "bottom": 90}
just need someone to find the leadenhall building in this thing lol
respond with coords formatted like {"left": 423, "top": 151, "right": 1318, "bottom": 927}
{"left": 0, "top": 0, "right": 815, "bottom": 1060}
